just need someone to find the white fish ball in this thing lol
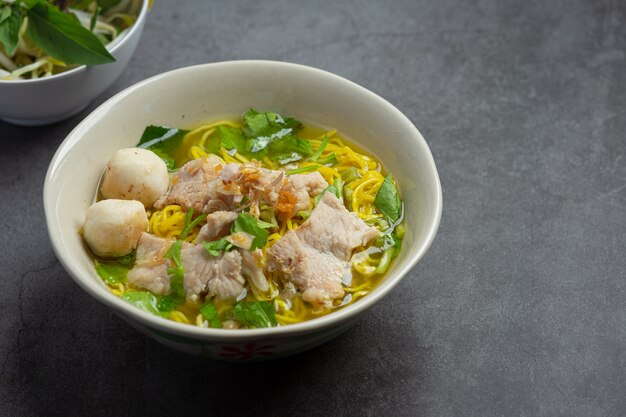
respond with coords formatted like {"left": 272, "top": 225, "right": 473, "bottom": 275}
{"left": 83, "top": 199, "right": 148, "bottom": 258}
{"left": 100, "top": 148, "right": 169, "bottom": 207}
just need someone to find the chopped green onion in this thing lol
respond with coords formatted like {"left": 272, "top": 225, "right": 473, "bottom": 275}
{"left": 375, "top": 247, "right": 394, "bottom": 274}
{"left": 316, "top": 152, "right": 337, "bottom": 165}
{"left": 340, "top": 167, "right": 360, "bottom": 184}
{"left": 395, "top": 223, "right": 406, "bottom": 239}
{"left": 296, "top": 210, "right": 312, "bottom": 220}
{"left": 286, "top": 165, "right": 320, "bottom": 175}
{"left": 164, "top": 240, "right": 185, "bottom": 305}
{"left": 333, "top": 178, "right": 343, "bottom": 197}
{"left": 179, "top": 208, "right": 208, "bottom": 240}
{"left": 343, "top": 186, "right": 353, "bottom": 205}
{"left": 309, "top": 135, "right": 330, "bottom": 162}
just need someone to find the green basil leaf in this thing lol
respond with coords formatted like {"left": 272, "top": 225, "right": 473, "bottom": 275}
{"left": 233, "top": 301, "right": 276, "bottom": 328}
{"left": 200, "top": 303, "right": 222, "bottom": 328}
{"left": 266, "top": 135, "right": 312, "bottom": 162}
{"left": 242, "top": 109, "right": 305, "bottom": 155}
{"left": 244, "top": 108, "right": 300, "bottom": 137}
{"left": 217, "top": 126, "right": 247, "bottom": 153}
{"left": 231, "top": 213, "right": 273, "bottom": 250}
{"left": 164, "top": 240, "right": 185, "bottom": 305}
{"left": 0, "top": 5, "right": 22, "bottom": 55}
{"left": 93, "top": 252, "right": 135, "bottom": 285}
{"left": 201, "top": 237, "right": 233, "bottom": 257}
{"left": 137, "top": 125, "right": 188, "bottom": 170}
{"left": 157, "top": 295, "right": 176, "bottom": 314}
{"left": 95, "top": 259, "right": 129, "bottom": 285}
{"left": 373, "top": 174, "right": 402, "bottom": 222}
{"left": 25, "top": 1, "right": 115, "bottom": 65}
{"left": 120, "top": 291, "right": 161, "bottom": 316}
{"left": 137, "top": 125, "right": 188, "bottom": 152}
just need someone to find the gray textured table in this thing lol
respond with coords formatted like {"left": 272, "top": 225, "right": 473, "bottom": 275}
{"left": 1, "top": 1, "right": 625, "bottom": 416}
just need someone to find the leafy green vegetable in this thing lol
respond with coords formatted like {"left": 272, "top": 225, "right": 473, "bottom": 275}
{"left": 120, "top": 291, "right": 161, "bottom": 316}
{"left": 89, "top": 5, "right": 101, "bottom": 31}
{"left": 25, "top": 1, "right": 115, "bottom": 65}
{"left": 286, "top": 165, "right": 319, "bottom": 176}
{"left": 233, "top": 301, "right": 276, "bottom": 328}
{"left": 0, "top": 5, "right": 22, "bottom": 55}
{"left": 164, "top": 240, "right": 185, "bottom": 305}
{"left": 309, "top": 135, "right": 329, "bottom": 162}
{"left": 243, "top": 109, "right": 300, "bottom": 138}
{"left": 268, "top": 137, "right": 313, "bottom": 163}
{"left": 137, "top": 125, "right": 189, "bottom": 170}
{"left": 94, "top": 252, "right": 135, "bottom": 285}
{"left": 200, "top": 303, "right": 222, "bottom": 328}
{"left": 95, "top": 260, "right": 129, "bottom": 285}
{"left": 374, "top": 174, "right": 402, "bottom": 222}
{"left": 157, "top": 295, "right": 176, "bottom": 313}
{"left": 120, "top": 292, "right": 175, "bottom": 317}
{"left": 231, "top": 213, "right": 274, "bottom": 250}
{"left": 217, "top": 126, "right": 247, "bottom": 153}
{"left": 179, "top": 208, "right": 207, "bottom": 240}
{"left": 241, "top": 109, "right": 311, "bottom": 163}
{"left": 202, "top": 237, "right": 232, "bottom": 257}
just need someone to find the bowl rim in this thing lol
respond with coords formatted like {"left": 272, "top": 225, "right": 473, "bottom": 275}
{"left": 44, "top": 60, "right": 443, "bottom": 341}
{"left": 0, "top": 0, "right": 150, "bottom": 85}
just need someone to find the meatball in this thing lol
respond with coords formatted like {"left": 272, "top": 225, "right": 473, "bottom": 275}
{"left": 83, "top": 199, "right": 148, "bottom": 258}
{"left": 100, "top": 148, "right": 169, "bottom": 207}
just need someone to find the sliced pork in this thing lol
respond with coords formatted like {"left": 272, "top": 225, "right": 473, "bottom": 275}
{"left": 196, "top": 211, "right": 238, "bottom": 243}
{"left": 154, "top": 156, "right": 223, "bottom": 212}
{"left": 267, "top": 192, "right": 379, "bottom": 305}
{"left": 127, "top": 233, "right": 174, "bottom": 295}
{"left": 188, "top": 161, "right": 329, "bottom": 217}
{"left": 240, "top": 249, "right": 269, "bottom": 292}
{"left": 182, "top": 244, "right": 244, "bottom": 302}
{"left": 127, "top": 232, "right": 245, "bottom": 302}
{"left": 267, "top": 231, "right": 345, "bottom": 304}
{"left": 297, "top": 192, "right": 379, "bottom": 260}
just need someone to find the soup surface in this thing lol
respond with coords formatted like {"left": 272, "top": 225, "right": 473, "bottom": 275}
{"left": 89, "top": 109, "right": 405, "bottom": 329}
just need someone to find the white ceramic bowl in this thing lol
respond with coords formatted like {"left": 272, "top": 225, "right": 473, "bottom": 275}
{"left": 44, "top": 61, "right": 442, "bottom": 361}
{"left": 0, "top": 0, "right": 149, "bottom": 126}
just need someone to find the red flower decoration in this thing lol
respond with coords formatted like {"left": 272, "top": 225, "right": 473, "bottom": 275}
{"left": 218, "top": 343, "right": 276, "bottom": 360}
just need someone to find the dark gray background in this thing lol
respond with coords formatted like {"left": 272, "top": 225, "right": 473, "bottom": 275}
{"left": 1, "top": 0, "right": 625, "bottom": 416}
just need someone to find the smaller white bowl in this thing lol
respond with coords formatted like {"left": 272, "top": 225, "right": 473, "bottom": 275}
{"left": 44, "top": 61, "right": 442, "bottom": 361}
{"left": 0, "top": 0, "right": 149, "bottom": 126}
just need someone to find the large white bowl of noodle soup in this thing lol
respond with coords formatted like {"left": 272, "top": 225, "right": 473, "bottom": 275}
{"left": 44, "top": 61, "right": 442, "bottom": 361}
{"left": 0, "top": 0, "right": 150, "bottom": 126}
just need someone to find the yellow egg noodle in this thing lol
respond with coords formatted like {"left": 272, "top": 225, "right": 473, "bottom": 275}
{"left": 103, "top": 119, "right": 400, "bottom": 327}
